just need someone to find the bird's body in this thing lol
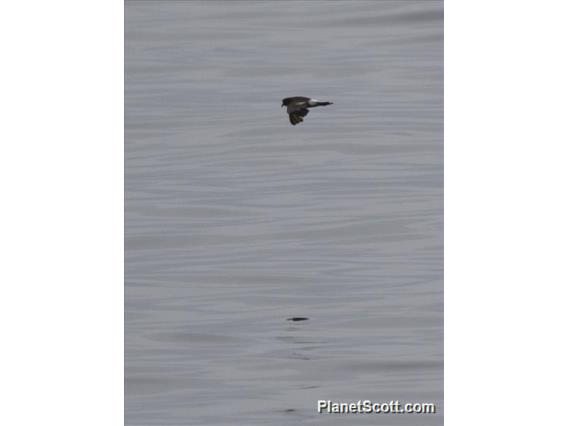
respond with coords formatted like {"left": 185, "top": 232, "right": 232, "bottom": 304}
{"left": 282, "top": 96, "right": 333, "bottom": 125}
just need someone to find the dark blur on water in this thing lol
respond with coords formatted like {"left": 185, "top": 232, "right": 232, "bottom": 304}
{"left": 126, "top": 1, "right": 443, "bottom": 424}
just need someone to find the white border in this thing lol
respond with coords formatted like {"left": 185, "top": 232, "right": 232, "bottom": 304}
{"left": 0, "top": 1, "right": 123, "bottom": 425}
{"left": 446, "top": 0, "right": 568, "bottom": 424}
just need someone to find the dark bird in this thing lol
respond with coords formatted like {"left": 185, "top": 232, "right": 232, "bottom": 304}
{"left": 282, "top": 96, "right": 333, "bottom": 125}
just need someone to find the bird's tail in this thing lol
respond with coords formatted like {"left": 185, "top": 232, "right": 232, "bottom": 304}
{"left": 316, "top": 101, "right": 333, "bottom": 106}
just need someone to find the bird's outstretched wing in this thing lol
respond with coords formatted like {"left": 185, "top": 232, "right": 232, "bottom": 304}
{"left": 286, "top": 100, "right": 308, "bottom": 113}
{"left": 289, "top": 108, "right": 309, "bottom": 126}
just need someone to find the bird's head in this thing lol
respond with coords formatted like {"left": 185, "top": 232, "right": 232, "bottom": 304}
{"left": 281, "top": 98, "right": 289, "bottom": 107}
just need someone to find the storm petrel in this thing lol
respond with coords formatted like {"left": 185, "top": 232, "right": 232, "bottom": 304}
{"left": 281, "top": 96, "right": 333, "bottom": 126}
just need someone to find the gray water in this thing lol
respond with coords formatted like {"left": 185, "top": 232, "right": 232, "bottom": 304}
{"left": 125, "top": 1, "right": 443, "bottom": 425}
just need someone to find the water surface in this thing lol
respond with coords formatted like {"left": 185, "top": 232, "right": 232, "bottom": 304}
{"left": 126, "top": 1, "right": 443, "bottom": 424}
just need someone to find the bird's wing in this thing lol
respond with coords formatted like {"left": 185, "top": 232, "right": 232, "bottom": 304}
{"left": 287, "top": 101, "right": 308, "bottom": 114}
{"left": 288, "top": 108, "right": 309, "bottom": 125}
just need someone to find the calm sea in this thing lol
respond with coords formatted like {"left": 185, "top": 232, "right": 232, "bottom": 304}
{"left": 126, "top": 1, "right": 443, "bottom": 424}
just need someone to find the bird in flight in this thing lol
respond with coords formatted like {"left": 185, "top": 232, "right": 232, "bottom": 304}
{"left": 282, "top": 96, "right": 333, "bottom": 126}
